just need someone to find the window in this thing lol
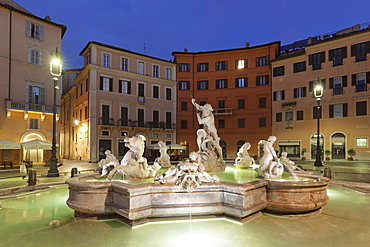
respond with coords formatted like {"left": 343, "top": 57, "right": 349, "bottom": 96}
{"left": 238, "top": 119, "right": 245, "bottom": 128}
{"left": 137, "top": 109, "right": 145, "bottom": 127}
{"left": 179, "top": 63, "right": 190, "bottom": 72}
{"left": 330, "top": 76, "right": 346, "bottom": 95}
{"left": 309, "top": 52, "right": 325, "bottom": 70}
{"left": 293, "top": 61, "right": 306, "bottom": 73}
{"left": 259, "top": 97, "right": 266, "bottom": 108}
{"left": 236, "top": 59, "right": 248, "bottom": 69}
{"left": 166, "top": 112, "right": 172, "bottom": 127}
{"left": 153, "top": 85, "right": 159, "bottom": 98}
{"left": 351, "top": 41, "right": 370, "bottom": 62}
{"left": 216, "top": 79, "right": 228, "bottom": 89}
{"left": 218, "top": 119, "right": 225, "bottom": 128}
{"left": 197, "top": 80, "right": 208, "bottom": 90}
{"left": 100, "top": 77, "right": 112, "bottom": 91}
{"left": 152, "top": 133, "right": 159, "bottom": 138}
{"left": 121, "top": 58, "right": 128, "bottom": 71}
{"left": 273, "top": 66, "right": 285, "bottom": 77}
{"left": 200, "top": 101, "right": 206, "bottom": 106}
{"left": 273, "top": 90, "right": 285, "bottom": 101}
{"left": 166, "top": 88, "right": 172, "bottom": 100}
{"left": 181, "top": 120, "right": 187, "bottom": 129}
{"left": 259, "top": 118, "right": 266, "bottom": 127}
{"left": 218, "top": 100, "right": 225, "bottom": 110}
{"left": 329, "top": 47, "right": 347, "bottom": 66}
{"left": 138, "top": 61, "right": 145, "bottom": 75}
{"left": 103, "top": 54, "right": 110, "bottom": 68}
{"left": 85, "top": 106, "right": 88, "bottom": 119}
{"left": 119, "top": 80, "right": 131, "bottom": 94}
{"left": 356, "top": 101, "right": 367, "bottom": 116}
{"left": 153, "top": 65, "right": 159, "bottom": 77}
{"left": 216, "top": 61, "right": 228, "bottom": 70}
{"left": 101, "top": 130, "right": 110, "bottom": 136}
{"left": 26, "top": 21, "right": 44, "bottom": 41}
{"left": 138, "top": 83, "right": 145, "bottom": 101}
{"left": 256, "top": 56, "right": 269, "bottom": 66}
{"left": 352, "top": 73, "right": 368, "bottom": 92}
{"left": 26, "top": 85, "right": 45, "bottom": 104}
{"left": 86, "top": 78, "right": 89, "bottom": 91}
{"left": 29, "top": 48, "right": 41, "bottom": 65}
{"left": 114, "top": 105, "right": 122, "bottom": 123}
{"left": 165, "top": 133, "right": 172, "bottom": 139}
{"left": 197, "top": 63, "right": 208, "bottom": 72}
{"left": 101, "top": 105, "right": 110, "bottom": 125}
{"left": 313, "top": 105, "right": 322, "bottom": 119}
{"left": 29, "top": 118, "right": 39, "bottom": 129}
{"left": 179, "top": 81, "right": 190, "bottom": 90}
{"left": 294, "top": 87, "right": 306, "bottom": 98}
{"left": 238, "top": 99, "right": 245, "bottom": 109}
{"left": 256, "top": 75, "right": 269, "bottom": 86}
{"left": 181, "top": 101, "right": 187, "bottom": 111}
{"left": 356, "top": 137, "right": 368, "bottom": 148}
{"left": 276, "top": 112, "right": 282, "bottom": 122}
{"left": 297, "top": 110, "right": 304, "bottom": 121}
{"left": 235, "top": 78, "right": 247, "bottom": 88}
{"left": 166, "top": 68, "right": 172, "bottom": 80}
{"left": 153, "top": 110, "right": 159, "bottom": 124}
{"left": 329, "top": 103, "right": 348, "bottom": 118}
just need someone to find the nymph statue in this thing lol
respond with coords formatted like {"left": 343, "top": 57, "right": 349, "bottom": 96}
{"left": 234, "top": 142, "right": 255, "bottom": 169}
{"left": 258, "top": 136, "right": 284, "bottom": 179}
{"left": 155, "top": 141, "right": 171, "bottom": 168}
{"left": 191, "top": 98, "right": 225, "bottom": 171}
{"left": 98, "top": 150, "right": 120, "bottom": 176}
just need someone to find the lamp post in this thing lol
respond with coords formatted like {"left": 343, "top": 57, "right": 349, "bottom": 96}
{"left": 47, "top": 48, "right": 62, "bottom": 177}
{"left": 313, "top": 83, "right": 324, "bottom": 167}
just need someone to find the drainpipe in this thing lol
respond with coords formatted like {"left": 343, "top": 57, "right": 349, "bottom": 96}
{"left": 8, "top": 7, "right": 13, "bottom": 99}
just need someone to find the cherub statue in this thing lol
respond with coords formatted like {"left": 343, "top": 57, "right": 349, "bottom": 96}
{"left": 280, "top": 151, "right": 297, "bottom": 172}
{"left": 98, "top": 150, "right": 119, "bottom": 176}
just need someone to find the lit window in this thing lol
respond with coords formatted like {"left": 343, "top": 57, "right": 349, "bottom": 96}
{"left": 356, "top": 137, "right": 368, "bottom": 147}
{"left": 236, "top": 59, "right": 248, "bottom": 69}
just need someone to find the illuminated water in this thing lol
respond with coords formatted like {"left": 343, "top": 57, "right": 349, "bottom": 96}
{"left": 1, "top": 182, "right": 369, "bottom": 246}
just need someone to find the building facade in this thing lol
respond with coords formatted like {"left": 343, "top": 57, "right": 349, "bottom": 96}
{"left": 173, "top": 42, "right": 280, "bottom": 158}
{"left": 0, "top": 1, "right": 66, "bottom": 165}
{"left": 61, "top": 41, "right": 177, "bottom": 162}
{"left": 272, "top": 23, "right": 370, "bottom": 160}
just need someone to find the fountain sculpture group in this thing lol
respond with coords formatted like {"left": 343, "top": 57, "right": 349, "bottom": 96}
{"left": 66, "top": 98, "right": 330, "bottom": 226}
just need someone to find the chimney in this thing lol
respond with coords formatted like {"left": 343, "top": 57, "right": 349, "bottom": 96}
{"left": 184, "top": 48, "right": 188, "bottom": 52}
{"left": 245, "top": 42, "right": 250, "bottom": 48}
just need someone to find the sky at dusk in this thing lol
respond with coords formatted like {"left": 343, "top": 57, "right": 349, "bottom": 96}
{"left": 15, "top": 0, "right": 370, "bottom": 69}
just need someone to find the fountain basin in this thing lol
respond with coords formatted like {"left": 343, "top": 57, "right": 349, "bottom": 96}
{"left": 264, "top": 176, "right": 330, "bottom": 216}
{"left": 66, "top": 173, "right": 330, "bottom": 226}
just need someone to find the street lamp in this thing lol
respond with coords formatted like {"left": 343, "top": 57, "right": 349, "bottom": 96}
{"left": 47, "top": 48, "right": 62, "bottom": 177}
{"left": 313, "top": 83, "right": 324, "bottom": 167}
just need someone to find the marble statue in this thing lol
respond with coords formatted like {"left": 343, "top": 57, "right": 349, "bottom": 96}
{"left": 191, "top": 98, "right": 225, "bottom": 171}
{"left": 258, "top": 136, "right": 284, "bottom": 179}
{"left": 98, "top": 150, "right": 120, "bottom": 176}
{"left": 234, "top": 142, "right": 255, "bottom": 169}
{"left": 280, "top": 151, "right": 297, "bottom": 172}
{"left": 155, "top": 141, "right": 171, "bottom": 168}
{"left": 155, "top": 151, "right": 220, "bottom": 192}
{"left": 107, "top": 135, "right": 160, "bottom": 180}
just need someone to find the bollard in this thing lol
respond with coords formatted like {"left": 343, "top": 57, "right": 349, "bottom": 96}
{"left": 323, "top": 167, "right": 331, "bottom": 179}
{"left": 28, "top": 169, "right": 37, "bottom": 186}
{"left": 71, "top": 167, "right": 78, "bottom": 178}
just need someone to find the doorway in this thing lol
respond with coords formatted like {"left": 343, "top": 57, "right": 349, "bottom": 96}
{"left": 331, "top": 133, "right": 346, "bottom": 159}
{"left": 98, "top": 139, "right": 112, "bottom": 161}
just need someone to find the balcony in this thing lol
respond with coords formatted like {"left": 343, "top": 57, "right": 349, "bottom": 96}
{"left": 138, "top": 96, "right": 145, "bottom": 103}
{"left": 99, "top": 117, "right": 114, "bottom": 127}
{"left": 355, "top": 84, "right": 368, "bottom": 93}
{"left": 332, "top": 87, "right": 344, "bottom": 95}
{"left": 6, "top": 100, "right": 60, "bottom": 114}
{"left": 213, "top": 108, "right": 233, "bottom": 116}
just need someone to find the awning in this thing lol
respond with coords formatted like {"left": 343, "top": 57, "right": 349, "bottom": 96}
{"left": 21, "top": 140, "right": 53, "bottom": 150}
{"left": 0, "top": 139, "right": 21, "bottom": 149}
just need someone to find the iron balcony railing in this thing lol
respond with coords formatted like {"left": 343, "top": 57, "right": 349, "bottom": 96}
{"left": 6, "top": 100, "right": 60, "bottom": 114}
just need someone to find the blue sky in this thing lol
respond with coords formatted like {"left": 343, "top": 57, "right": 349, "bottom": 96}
{"left": 16, "top": 0, "right": 370, "bottom": 69}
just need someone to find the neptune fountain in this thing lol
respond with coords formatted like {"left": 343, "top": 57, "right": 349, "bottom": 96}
{"left": 66, "top": 100, "right": 330, "bottom": 226}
